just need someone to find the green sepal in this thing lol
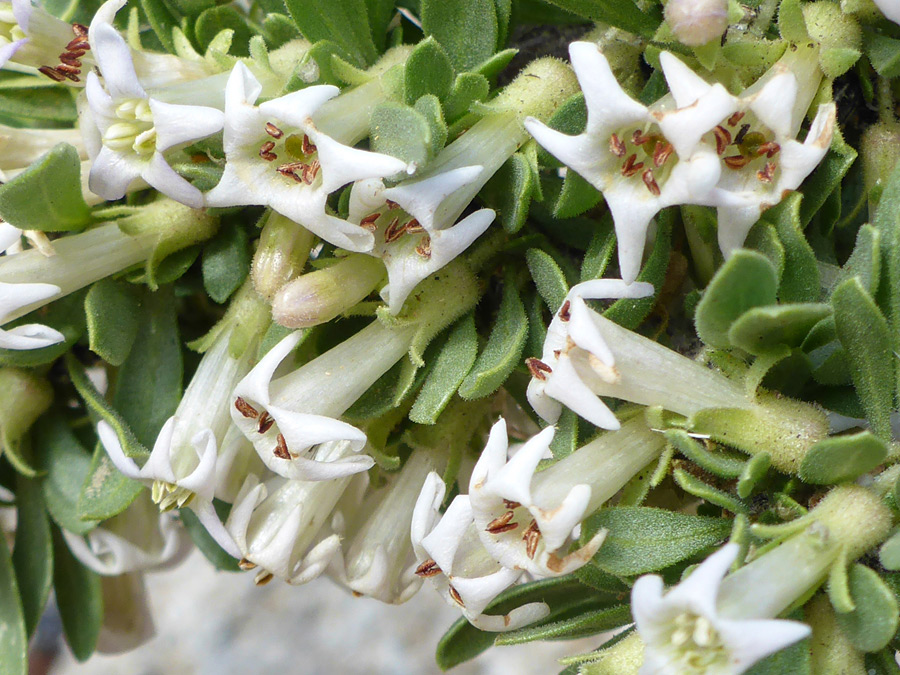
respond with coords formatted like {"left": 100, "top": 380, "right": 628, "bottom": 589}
{"left": 828, "top": 547, "right": 854, "bottom": 613}
{"left": 52, "top": 525, "right": 103, "bottom": 662}
{"left": 85, "top": 279, "right": 141, "bottom": 367}
{"left": 261, "top": 14, "right": 300, "bottom": 49}
{"left": 799, "top": 432, "right": 888, "bottom": 485}
{"left": 778, "top": 0, "right": 810, "bottom": 41}
{"left": 442, "top": 72, "right": 490, "bottom": 122}
{"left": 819, "top": 47, "right": 861, "bottom": 78}
{"left": 482, "top": 152, "right": 536, "bottom": 234}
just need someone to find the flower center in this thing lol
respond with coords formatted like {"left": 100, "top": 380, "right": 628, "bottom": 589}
{"left": 710, "top": 110, "right": 782, "bottom": 185}
{"left": 607, "top": 123, "right": 675, "bottom": 196}
{"left": 151, "top": 480, "right": 195, "bottom": 511}
{"left": 257, "top": 121, "right": 323, "bottom": 188}
{"left": 0, "top": 11, "right": 25, "bottom": 45}
{"left": 667, "top": 611, "right": 728, "bottom": 673}
{"left": 234, "top": 396, "right": 299, "bottom": 462}
{"left": 103, "top": 98, "right": 157, "bottom": 156}
{"left": 359, "top": 201, "right": 432, "bottom": 259}
{"left": 483, "top": 499, "right": 544, "bottom": 559}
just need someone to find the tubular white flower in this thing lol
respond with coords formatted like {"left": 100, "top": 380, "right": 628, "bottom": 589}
{"left": 873, "top": 0, "right": 900, "bottom": 24}
{"left": 0, "top": 280, "right": 64, "bottom": 349}
{"left": 0, "top": 124, "right": 86, "bottom": 181}
{"left": 230, "top": 320, "right": 416, "bottom": 482}
{"left": 330, "top": 450, "right": 438, "bottom": 603}
{"left": 205, "top": 62, "right": 410, "bottom": 252}
{"left": 83, "top": 24, "right": 224, "bottom": 207}
{"left": 0, "top": 0, "right": 80, "bottom": 75}
{"left": 225, "top": 443, "right": 363, "bottom": 585}
{"left": 470, "top": 416, "right": 666, "bottom": 579}
{"left": 411, "top": 472, "right": 551, "bottom": 632}
{"left": 525, "top": 278, "right": 655, "bottom": 430}
{"left": 525, "top": 42, "right": 733, "bottom": 283}
{"left": 61, "top": 492, "right": 191, "bottom": 576}
{"left": 632, "top": 544, "right": 811, "bottom": 675}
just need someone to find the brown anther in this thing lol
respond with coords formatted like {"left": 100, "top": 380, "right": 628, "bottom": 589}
{"left": 352, "top": 591, "right": 363, "bottom": 597}
{"left": 254, "top": 571, "right": 274, "bottom": 586}
{"left": 301, "top": 134, "right": 317, "bottom": 155}
{"left": 300, "top": 159, "right": 320, "bottom": 184}
{"left": 553, "top": 349, "right": 562, "bottom": 359}
{"left": 652, "top": 142, "right": 674, "bottom": 168}
{"left": 60, "top": 70, "right": 80, "bottom": 83}
{"left": 72, "top": 23, "right": 88, "bottom": 37}
{"left": 415, "top": 236, "right": 432, "bottom": 259}
{"left": 405, "top": 218, "right": 424, "bottom": 233}
{"left": 384, "top": 217, "right": 406, "bottom": 243}
{"left": 38, "top": 66, "right": 66, "bottom": 82}
{"left": 559, "top": 300, "right": 571, "bottom": 322}
{"left": 448, "top": 585, "right": 465, "bottom": 607}
{"left": 631, "top": 130, "right": 650, "bottom": 146}
{"left": 621, "top": 154, "right": 644, "bottom": 177}
{"left": 415, "top": 559, "right": 442, "bottom": 578}
{"left": 56, "top": 63, "right": 81, "bottom": 75}
{"left": 265, "top": 122, "right": 283, "bottom": 139}
{"left": 503, "top": 499, "right": 521, "bottom": 510}
{"left": 713, "top": 126, "right": 732, "bottom": 155}
{"left": 257, "top": 411, "right": 275, "bottom": 434}
{"left": 234, "top": 397, "right": 259, "bottom": 419}
{"left": 65, "top": 36, "right": 90, "bottom": 51}
{"left": 259, "top": 141, "right": 277, "bottom": 161}
{"left": 724, "top": 154, "right": 751, "bottom": 169}
{"left": 756, "top": 141, "right": 780, "bottom": 158}
{"left": 734, "top": 123, "right": 751, "bottom": 145}
{"left": 608, "top": 133, "right": 626, "bottom": 158}
{"left": 59, "top": 53, "right": 82, "bottom": 67}
{"left": 359, "top": 212, "right": 380, "bottom": 231}
{"left": 485, "top": 510, "right": 517, "bottom": 535}
{"left": 756, "top": 161, "right": 776, "bottom": 183}
{"left": 385, "top": 199, "right": 400, "bottom": 210}
{"left": 238, "top": 558, "right": 257, "bottom": 571}
{"left": 273, "top": 433, "right": 291, "bottom": 459}
{"left": 522, "top": 520, "right": 541, "bottom": 559}
{"left": 526, "top": 357, "right": 552, "bottom": 380}
{"left": 727, "top": 111, "right": 745, "bottom": 127}
{"left": 642, "top": 169, "right": 661, "bottom": 196}
{"left": 276, "top": 162, "right": 305, "bottom": 182}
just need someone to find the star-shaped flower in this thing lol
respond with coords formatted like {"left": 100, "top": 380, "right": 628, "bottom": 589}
{"left": 469, "top": 419, "right": 607, "bottom": 578}
{"left": 82, "top": 23, "right": 224, "bottom": 207}
{"left": 526, "top": 279, "right": 654, "bottom": 430}
{"left": 411, "top": 472, "right": 551, "bottom": 631}
{"left": 205, "top": 62, "right": 411, "bottom": 252}
{"left": 0, "top": 280, "right": 64, "bottom": 350}
{"left": 348, "top": 168, "right": 495, "bottom": 313}
{"left": 525, "top": 42, "right": 732, "bottom": 283}
{"left": 632, "top": 543, "right": 811, "bottom": 675}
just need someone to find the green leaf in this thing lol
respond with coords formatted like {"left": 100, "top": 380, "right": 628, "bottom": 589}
{"left": 879, "top": 530, "right": 900, "bottom": 571}
{"left": 766, "top": 195, "right": 819, "bottom": 302}
{"left": 458, "top": 279, "right": 528, "bottom": 399}
{"left": 536, "top": 0, "right": 661, "bottom": 37}
{"left": 835, "top": 564, "right": 900, "bottom": 652}
{"left": 85, "top": 279, "right": 141, "bottom": 366}
{"left": 443, "top": 72, "right": 490, "bottom": 122}
{"left": 580, "top": 216, "right": 616, "bottom": 282}
{"left": 180, "top": 505, "right": 240, "bottom": 572}
{"left": 202, "top": 221, "right": 250, "bottom": 304}
{"left": 139, "top": 0, "right": 179, "bottom": 53}
{"left": 195, "top": 6, "right": 252, "bottom": 56}
{"left": 404, "top": 37, "right": 454, "bottom": 105}
{"left": 370, "top": 101, "right": 432, "bottom": 166}
{"left": 673, "top": 468, "right": 749, "bottom": 515}
{"left": 736, "top": 452, "right": 771, "bottom": 498}
{"left": 832, "top": 278, "right": 894, "bottom": 440}
{"left": 410, "top": 314, "right": 478, "bottom": 424}
{"left": 0, "top": 533, "right": 25, "bottom": 675}
{"left": 778, "top": 0, "right": 809, "bottom": 41}
{"left": 526, "top": 248, "right": 569, "bottom": 313}
{"left": 0, "top": 86, "right": 77, "bottom": 125}
{"left": 0, "top": 143, "right": 90, "bottom": 231}
{"left": 283, "top": 0, "right": 377, "bottom": 66}
{"left": 866, "top": 31, "right": 900, "bottom": 78}
{"left": 12, "top": 475, "right": 52, "bottom": 638}
{"left": 800, "top": 131, "right": 857, "bottom": 229}
{"left": 495, "top": 604, "right": 632, "bottom": 645}
{"left": 728, "top": 303, "right": 832, "bottom": 356}
{"left": 483, "top": 152, "right": 535, "bottom": 234}
{"left": 583, "top": 507, "right": 731, "bottom": 576}
{"left": 665, "top": 429, "right": 745, "bottom": 479}
{"left": 261, "top": 13, "right": 300, "bottom": 49}
{"left": 695, "top": 250, "right": 778, "bottom": 348}
{"left": 421, "top": 0, "right": 499, "bottom": 72}
{"left": 53, "top": 526, "right": 102, "bottom": 662}
{"left": 799, "top": 432, "right": 887, "bottom": 484}
{"left": 365, "top": 0, "right": 395, "bottom": 51}
{"left": 414, "top": 94, "right": 448, "bottom": 159}
{"left": 553, "top": 170, "right": 601, "bottom": 219}
{"left": 78, "top": 445, "right": 144, "bottom": 522}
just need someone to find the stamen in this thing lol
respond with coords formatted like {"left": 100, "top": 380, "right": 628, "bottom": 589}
{"left": 652, "top": 142, "right": 674, "bottom": 167}
{"left": 59, "top": 53, "right": 82, "bottom": 67}
{"left": 300, "top": 159, "right": 320, "bottom": 184}
{"left": 56, "top": 63, "right": 81, "bottom": 75}
{"left": 38, "top": 66, "right": 66, "bottom": 82}
{"left": 415, "top": 559, "right": 442, "bottom": 577}
{"left": 621, "top": 154, "right": 645, "bottom": 177}
{"left": 359, "top": 212, "right": 380, "bottom": 231}
{"left": 405, "top": 219, "right": 424, "bottom": 233}
{"left": 259, "top": 141, "right": 277, "bottom": 161}
{"left": 727, "top": 111, "right": 745, "bottom": 126}
{"left": 385, "top": 200, "right": 400, "bottom": 210}
{"left": 384, "top": 217, "right": 406, "bottom": 243}
{"left": 301, "top": 134, "right": 317, "bottom": 155}
{"left": 642, "top": 169, "right": 661, "bottom": 196}
{"left": 559, "top": 300, "right": 571, "bottom": 322}
{"left": 503, "top": 499, "right": 521, "bottom": 509}
{"left": 609, "top": 133, "right": 626, "bottom": 158}
{"left": 522, "top": 520, "right": 541, "bottom": 559}
{"left": 485, "top": 510, "right": 518, "bottom": 534}
{"left": 238, "top": 558, "right": 257, "bottom": 571}
{"left": 273, "top": 433, "right": 291, "bottom": 459}
{"left": 756, "top": 141, "right": 780, "bottom": 158}
{"left": 448, "top": 585, "right": 465, "bottom": 607}
{"left": 526, "top": 357, "right": 552, "bottom": 380}
{"left": 631, "top": 130, "right": 651, "bottom": 146}
{"left": 724, "top": 155, "right": 751, "bottom": 169}
{"left": 257, "top": 411, "right": 275, "bottom": 434}
{"left": 713, "top": 126, "right": 732, "bottom": 155}
{"left": 265, "top": 122, "right": 283, "bottom": 139}
{"left": 734, "top": 124, "right": 751, "bottom": 145}
{"left": 254, "top": 571, "right": 274, "bottom": 586}
{"left": 756, "top": 162, "right": 776, "bottom": 183}
{"left": 72, "top": 23, "right": 89, "bottom": 37}
{"left": 65, "top": 36, "right": 90, "bottom": 51}
{"left": 234, "top": 397, "right": 259, "bottom": 419}
{"left": 415, "top": 236, "right": 432, "bottom": 259}
{"left": 276, "top": 162, "right": 306, "bottom": 183}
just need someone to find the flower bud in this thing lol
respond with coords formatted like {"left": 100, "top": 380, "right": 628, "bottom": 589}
{"left": 250, "top": 211, "right": 315, "bottom": 301}
{"left": 664, "top": 0, "right": 728, "bottom": 46}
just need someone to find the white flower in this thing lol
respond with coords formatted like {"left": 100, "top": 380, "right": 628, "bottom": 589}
{"left": 469, "top": 420, "right": 607, "bottom": 578}
{"left": 525, "top": 42, "right": 732, "bottom": 283}
{"left": 873, "top": 0, "right": 900, "bottom": 24}
{"left": 633, "top": 543, "right": 811, "bottom": 675}
{"left": 348, "top": 168, "right": 495, "bottom": 313}
{"left": 225, "top": 445, "right": 362, "bottom": 585}
{"left": 205, "top": 63, "right": 410, "bottom": 252}
{"left": 526, "top": 278, "right": 654, "bottom": 430}
{"left": 0, "top": 280, "right": 64, "bottom": 350}
{"left": 83, "top": 24, "right": 224, "bottom": 207}
{"left": 0, "top": 0, "right": 81, "bottom": 77}
{"left": 97, "top": 419, "right": 239, "bottom": 558}
{"left": 0, "top": 123, "right": 86, "bottom": 183}
{"left": 411, "top": 472, "right": 551, "bottom": 632}
{"left": 0, "top": 222, "right": 20, "bottom": 254}
{"left": 61, "top": 492, "right": 191, "bottom": 576}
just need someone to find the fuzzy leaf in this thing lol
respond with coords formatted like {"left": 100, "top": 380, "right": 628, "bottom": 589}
{"left": 202, "top": 221, "right": 250, "bottom": 304}
{"left": 404, "top": 37, "right": 454, "bottom": 105}
{"left": 799, "top": 432, "right": 887, "bottom": 484}
{"left": 728, "top": 304, "right": 831, "bottom": 356}
{"left": 85, "top": 279, "right": 141, "bottom": 367}
{"left": 421, "top": 0, "right": 499, "bottom": 71}
{"left": 537, "top": 0, "right": 661, "bottom": 37}
{"left": 0, "top": 533, "right": 25, "bottom": 675}
{"left": 526, "top": 248, "right": 569, "bottom": 313}
{"left": 12, "top": 475, "right": 52, "bottom": 638}
{"left": 283, "top": 0, "right": 377, "bottom": 66}
{"left": 836, "top": 564, "right": 900, "bottom": 652}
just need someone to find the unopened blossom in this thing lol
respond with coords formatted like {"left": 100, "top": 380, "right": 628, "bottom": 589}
{"left": 469, "top": 421, "right": 606, "bottom": 578}
{"left": 82, "top": 24, "right": 224, "bottom": 207}
{"left": 411, "top": 472, "right": 551, "bottom": 631}
{"left": 525, "top": 42, "right": 731, "bottom": 283}
{"left": 526, "top": 278, "right": 654, "bottom": 430}
{"left": 205, "top": 62, "right": 410, "bottom": 252}
{"left": 0, "top": 280, "right": 64, "bottom": 350}
{"left": 665, "top": 0, "right": 729, "bottom": 46}
{"left": 632, "top": 544, "right": 811, "bottom": 675}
